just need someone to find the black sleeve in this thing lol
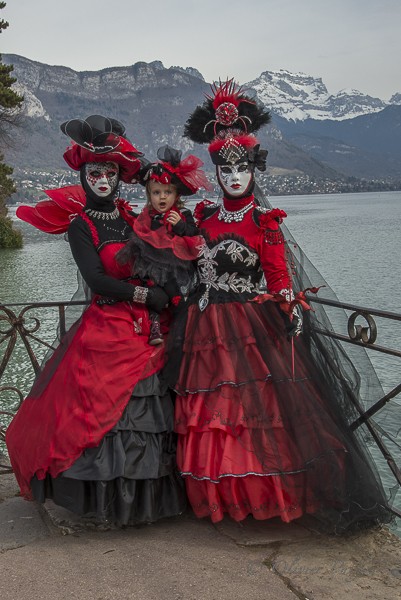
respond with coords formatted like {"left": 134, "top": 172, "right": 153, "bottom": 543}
{"left": 68, "top": 218, "right": 136, "bottom": 300}
{"left": 171, "top": 209, "right": 199, "bottom": 237}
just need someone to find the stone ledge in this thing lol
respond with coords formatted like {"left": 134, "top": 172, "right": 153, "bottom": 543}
{"left": 269, "top": 526, "right": 401, "bottom": 600}
{"left": 0, "top": 496, "right": 51, "bottom": 551}
{"left": 3, "top": 476, "right": 401, "bottom": 600}
{"left": 40, "top": 500, "right": 119, "bottom": 534}
{"left": 214, "top": 515, "right": 313, "bottom": 546}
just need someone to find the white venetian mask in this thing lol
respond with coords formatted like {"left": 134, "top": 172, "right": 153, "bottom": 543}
{"left": 217, "top": 162, "right": 253, "bottom": 198}
{"left": 84, "top": 161, "right": 119, "bottom": 198}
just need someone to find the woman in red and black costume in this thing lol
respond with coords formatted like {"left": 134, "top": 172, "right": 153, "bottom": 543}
{"left": 168, "top": 80, "right": 392, "bottom": 532}
{"left": 6, "top": 115, "right": 186, "bottom": 525}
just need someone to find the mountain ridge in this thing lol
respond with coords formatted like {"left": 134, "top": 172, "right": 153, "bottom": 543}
{"left": 3, "top": 54, "right": 401, "bottom": 183}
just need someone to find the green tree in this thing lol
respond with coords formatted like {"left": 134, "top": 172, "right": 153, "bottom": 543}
{"left": 0, "top": 1, "right": 23, "bottom": 248}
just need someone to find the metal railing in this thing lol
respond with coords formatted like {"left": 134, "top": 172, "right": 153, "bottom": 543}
{"left": 0, "top": 300, "right": 88, "bottom": 474}
{"left": 1, "top": 297, "right": 400, "bottom": 517}
{"left": 307, "top": 295, "right": 401, "bottom": 426}
{"left": 306, "top": 295, "right": 401, "bottom": 515}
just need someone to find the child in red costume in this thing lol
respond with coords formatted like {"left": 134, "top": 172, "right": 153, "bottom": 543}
{"left": 118, "top": 144, "right": 211, "bottom": 345}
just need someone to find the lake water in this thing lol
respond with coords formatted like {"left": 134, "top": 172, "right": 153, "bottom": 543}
{"left": 1, "top": 190, "right": 400, "bottom": 531}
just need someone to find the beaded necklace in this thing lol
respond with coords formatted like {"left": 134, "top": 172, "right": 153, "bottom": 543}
{"left": 218, "top": 201, "right": 254, "bottom": 223}
{"left": 84, "top": 206, "right": 120, "bottom": 220}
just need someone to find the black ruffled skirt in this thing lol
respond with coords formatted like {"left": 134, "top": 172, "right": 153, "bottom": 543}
{"left": 31, "top": 374, "right": 186, "bottom": 525}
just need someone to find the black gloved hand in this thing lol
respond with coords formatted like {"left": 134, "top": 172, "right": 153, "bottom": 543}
{"left": 146, "top": 286, "right": 169, "bottom": 312}
{"left": 132, "top": 285, "right": 169, "bottom": 313}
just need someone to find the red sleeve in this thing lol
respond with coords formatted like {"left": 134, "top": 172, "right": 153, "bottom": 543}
{"left": 258, "top": 219, "right": 291, "bottom": 294}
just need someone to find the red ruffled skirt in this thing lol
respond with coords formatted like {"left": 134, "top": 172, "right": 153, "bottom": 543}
{"left": 175, "top": 300, "right": 350, "bottom": 524}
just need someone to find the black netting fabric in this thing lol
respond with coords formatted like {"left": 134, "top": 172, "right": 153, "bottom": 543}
{"left": 117, "top": 233, "right": 198, "bottom": 296}
{"left": 41, "top": 268, "right": 91, "bottom": 367}
{"left": 257, "top": 187, "right": 401, "bottom": 522}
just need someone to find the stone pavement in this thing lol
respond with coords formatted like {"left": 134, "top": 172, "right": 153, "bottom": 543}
{"left": 1, "top": 473, "right": 401, "bottom": 600}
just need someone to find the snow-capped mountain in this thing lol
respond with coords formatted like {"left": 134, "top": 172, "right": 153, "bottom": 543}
{"left": 3, "top": 54, "right": 401, "bottom": 180}
{"left": 246, "top": 70, "right": 388, "bottom": 121}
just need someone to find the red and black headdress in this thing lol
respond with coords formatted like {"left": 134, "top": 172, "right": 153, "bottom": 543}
{"left": 60, "top": 114, "right": 143, "bottom": 183}
{"left": 140, "top": 145, "right": 212, "bottom": 196}
{"left": 184, "top": 79, "right": 270, "bottom": 170}
{"left": 16, "top": 115, "right": 142, "bottom": 234}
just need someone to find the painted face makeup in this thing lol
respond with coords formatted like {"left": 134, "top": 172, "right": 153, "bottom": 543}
{"left": 84, "top": 162, "right": 119, "bottom": 198}
{"left": 148, "top": 180, "right": 178, "bottom": 213}
{"left": 217, "top": 162, "right": 253, "bottom": 198}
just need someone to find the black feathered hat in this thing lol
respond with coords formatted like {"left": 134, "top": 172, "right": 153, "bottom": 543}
{"left": 184, "top": 79, "right": 270, "bottom": 170}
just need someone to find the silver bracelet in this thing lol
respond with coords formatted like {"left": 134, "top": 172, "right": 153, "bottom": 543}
{"left": 133, "top": 286, "right": 148, "bottom": 304}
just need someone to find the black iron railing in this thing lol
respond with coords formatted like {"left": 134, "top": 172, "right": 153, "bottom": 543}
{"left": 0, "top": 300, "right": 88, "bottom": 474}
{"left": 307, "top": 295, "right": 401, "bottom": 424}
{"left": 1, "top": 297, "right": 400, "bottom": 517}
{"left": 306, "top": 295, "right": 401, "bottom": 509}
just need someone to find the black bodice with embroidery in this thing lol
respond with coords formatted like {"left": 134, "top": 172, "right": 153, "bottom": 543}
{"left": 195, "top": 235, "right": 264, "bottom": 308}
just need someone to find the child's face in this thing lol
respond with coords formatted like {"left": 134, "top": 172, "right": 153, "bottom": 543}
{"left": 148, "top": 180, "right": 178, "bottom": 213}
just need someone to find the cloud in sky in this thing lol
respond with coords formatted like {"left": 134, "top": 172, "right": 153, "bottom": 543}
{"left": 2, "top": 0, "right": 401, "bottom": 100}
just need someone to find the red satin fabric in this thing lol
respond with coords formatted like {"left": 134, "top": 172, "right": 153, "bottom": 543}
{"left": 6, "top": 243, "right": 164, "bottom": 498}
{"left": 184, "top": 472, "right": 310, "bottom": 524}
{"left": 63, "top": 139, "right": 142, "bottom": 183}
{"left": 16, "top": 188, "right": 137, "bottom": 236}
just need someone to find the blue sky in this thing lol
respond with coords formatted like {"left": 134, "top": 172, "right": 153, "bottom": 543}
{"left": 2, "top": 0, "right": 401, "bottom": 100}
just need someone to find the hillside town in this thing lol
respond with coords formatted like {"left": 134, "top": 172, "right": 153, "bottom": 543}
{"left": 8, "top": 167, "right": 401, "bottom": 206}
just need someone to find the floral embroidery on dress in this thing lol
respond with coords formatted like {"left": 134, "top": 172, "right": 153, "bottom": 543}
{"left": 197, "top": 240, "right": 261, "bottom": 310}
{"left": 226, "top": 241, "right": 249, "bottom": 263}
{"left": 199, "top": 239, "right": 258, "bottom": 267}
